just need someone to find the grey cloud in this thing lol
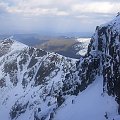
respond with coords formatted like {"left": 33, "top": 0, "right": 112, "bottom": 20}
{"left": 0, "top": 0, "right": 119, "bottom": 34}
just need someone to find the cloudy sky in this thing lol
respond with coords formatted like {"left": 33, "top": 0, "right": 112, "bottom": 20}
{"left": 0, "top": 0, "right": 120, "bottom": 34}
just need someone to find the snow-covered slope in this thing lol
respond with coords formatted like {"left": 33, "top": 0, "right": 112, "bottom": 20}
{"left": 54, "top": 76, "right": 118, "bottom": 120}
{"left": 0, "top": 38, "right": 76, "bottom": 120}
{"left": 0, "top": 14, "right": 120, "bottom": 120}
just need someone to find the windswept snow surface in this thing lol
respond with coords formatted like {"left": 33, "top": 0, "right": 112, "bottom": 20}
{"left": 10, "top": 40, "right": 27, "bottom": 51}
{"left": 76, "top": 38, "right": 90, "bottom": 56}
{"left": 54, "top": 76, "right": 119, "bottom": 120}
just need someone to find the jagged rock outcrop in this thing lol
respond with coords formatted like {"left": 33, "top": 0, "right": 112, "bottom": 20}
{"left": 84, "top": 14, "right": 120, "bottom": 114}
{"left": 58, "top": 14, "right": 120, "bottom": 116}
{"left": 87, "top": 15, "right": 120, "bottom": 110}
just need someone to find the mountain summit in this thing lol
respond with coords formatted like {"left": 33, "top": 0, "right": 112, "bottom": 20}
{"left": 0, "top": 15, "right": 120, "bottom": 120}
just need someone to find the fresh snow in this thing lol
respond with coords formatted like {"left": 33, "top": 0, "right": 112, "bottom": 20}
{"left": 10, "top": 39, "right": 27, "bottom": 51}
{"left": 0, "top": 39, "right": 27, "bottom": 62}
{"left": 100, "top": 15, "right": 120, "bottom": 33}
{"left": 54, "top": 76, "right": 119, "bottom": 120}
{"left": 76, "top": 38, "right": 90, "bottom": 56}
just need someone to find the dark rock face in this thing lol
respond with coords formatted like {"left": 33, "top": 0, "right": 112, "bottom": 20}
{"left": 10, "top": 102, "right": 29, "bottom": 119}
{"left": 87, "top": 15, "right": 120, "bottom": 114}
{"left": 0, "top": 78, "right": 6, "bottom": 88}
{"left": 35, "top": 62, "right": 56, "bottom": 86}
{"left": 59, "top": 15, "right": 120, "bottom": 115}
{"left": 34, "top": 55, "right": 60, "bottom": 86}
{"left": 100, "top": 28, "right": 120, "bottom": 104}
{"left": 61, "top": 55, "right": 100, "bottom": 97}
{"left": 4, "top": 60, "right": 18, "bottom": 86}
{"left": 0, "top": 39, "right": 13, "bottom": 57}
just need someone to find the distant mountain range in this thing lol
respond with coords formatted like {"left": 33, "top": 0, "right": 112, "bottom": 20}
{"left": 0, "top": 34, "right": 91, "bottom": 59}
{"left": 0, "top": 32, "right": 92, "bottom": 46}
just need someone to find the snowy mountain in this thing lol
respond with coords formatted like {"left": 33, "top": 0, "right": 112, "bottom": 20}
{"left": 0, "top": 38, "right": 76, "bottom": 120}
{"left": 0, "top": 14, "right": 120, "bottom": 120}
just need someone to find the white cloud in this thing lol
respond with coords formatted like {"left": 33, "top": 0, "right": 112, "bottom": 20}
{"left": 1, "top": 0, "right": 69, "bottom": 16}
{"left": 8, "top": 6, "right": 69, "bottom": 16}
{"left": 1, "top": 0, "right": 120, "bottom": 17}
{"left": 71, "top": 2, "right": 120, "bottom": 14}
{"left": 55, "top": 11, "right": 69, "bottom": 16}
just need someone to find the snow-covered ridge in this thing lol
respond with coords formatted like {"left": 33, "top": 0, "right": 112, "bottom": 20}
{"left": 0, "top": 38, "right": 27, "bottom": 56}
{"left": 100, "top": 14, "right": 120, "bottom": 33}
{"left": 0, "top": 38, "right": 77, "bottom": 120}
